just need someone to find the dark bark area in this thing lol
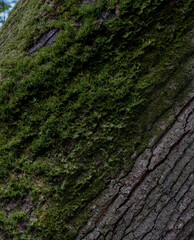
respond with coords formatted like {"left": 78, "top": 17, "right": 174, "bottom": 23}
{"left": 76, "top": 93, "right": 194, "bottom": 240}
{"left": 28, "top": 28, "right": 59, "bottom": 55}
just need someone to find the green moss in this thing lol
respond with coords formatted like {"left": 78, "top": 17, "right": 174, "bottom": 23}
{"left": 0, "top": 0, "right": 193, "bottom": 238}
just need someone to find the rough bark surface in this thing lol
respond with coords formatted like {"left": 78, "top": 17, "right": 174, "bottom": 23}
{"left": 76, "top": 93, "right": 194, "bottom": 240}
{"left": 28, "top": 28, "right": 59, "bottom": 55}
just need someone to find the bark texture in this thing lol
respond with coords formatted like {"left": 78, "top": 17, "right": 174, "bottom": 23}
{"left": 76, "top": 92, "right": 194, "bottom": 240}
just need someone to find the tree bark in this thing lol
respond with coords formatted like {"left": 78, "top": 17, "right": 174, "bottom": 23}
{"left": 76, "top": 95, "right": 194, "bottom": 240}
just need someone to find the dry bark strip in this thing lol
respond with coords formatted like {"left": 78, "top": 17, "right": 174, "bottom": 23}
{"left": 28, "top": 28, "right": 59, "bottom": 56}
{"left": 76, "top": 90, "right": 194, "bottom": 240}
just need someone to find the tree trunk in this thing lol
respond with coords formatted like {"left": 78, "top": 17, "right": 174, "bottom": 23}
{"left": 0, "top": 0, "right": 193, "bottom": 239}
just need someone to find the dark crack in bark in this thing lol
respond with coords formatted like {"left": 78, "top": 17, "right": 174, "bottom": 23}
{"left": 28, "top": 28, "right": 59, "bottom": 56}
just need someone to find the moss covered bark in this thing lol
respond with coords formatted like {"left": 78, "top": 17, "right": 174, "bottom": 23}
{"left": 0, "top": 0, "right": 193, "bottom": 239}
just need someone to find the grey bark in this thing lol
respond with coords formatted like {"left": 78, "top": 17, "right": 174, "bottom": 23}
{"left": 76, "top": 88, "right": 194, "bottom": 240}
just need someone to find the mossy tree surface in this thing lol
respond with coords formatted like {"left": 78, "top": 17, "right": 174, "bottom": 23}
{"left": 0, "top": 0, "right": 193, "bottom": 239}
